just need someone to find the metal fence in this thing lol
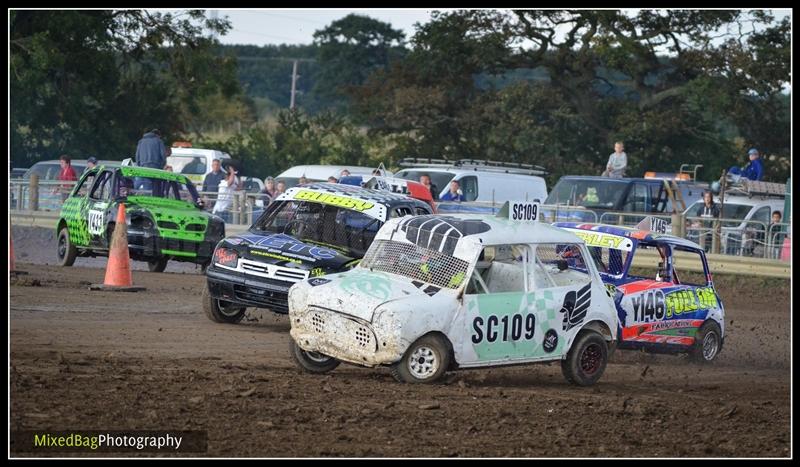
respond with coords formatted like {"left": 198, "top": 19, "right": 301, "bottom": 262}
{"left": 9, "top": 179, "right": 791, "bottom": 262}
{"left": 8, "top": 178, "right": 266, "bottom": 226}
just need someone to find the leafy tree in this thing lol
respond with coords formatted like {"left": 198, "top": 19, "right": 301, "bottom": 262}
{"left": 312, "top": 14, "right": 407, "bottom": 111}
{"left": 351, "top": 10, "right": 791, "bottom": 182}
{"left": 10, "top": 10, "right": 239, "bottom": 167}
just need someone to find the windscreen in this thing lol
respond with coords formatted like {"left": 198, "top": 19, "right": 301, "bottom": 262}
{"left": 395, "top": 170, "right": 455, "bottom": 196}
{"left": 546, "top": 179, "right": 628, "bottom": 209}
{"left": 252, "top": 200, "right": 382, "bottom": 257}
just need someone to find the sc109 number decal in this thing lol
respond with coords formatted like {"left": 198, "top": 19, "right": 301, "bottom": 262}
{"left": 472, "top": 313, "right": 536, "bottom": 344}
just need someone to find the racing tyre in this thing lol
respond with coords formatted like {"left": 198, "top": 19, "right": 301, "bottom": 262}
{"left": 561, "top": 331, "right": 608, "bottom": 387}
{"left": 57, "top": 227, "right": 77, "bottom": 267}
{"left": 202, "top": 283, "right": 246, "bottom": 324}
{"left": 390, "top": 334, "right": 451, "bottom": 384}
{"left": 289, "top": 339, "right": 340, "bottom": 373}
{"left": 690, "top": 320, "right": 723, "bottom": 363}
{"left": 147, "top": 257, "right": 168, "bottom": 273}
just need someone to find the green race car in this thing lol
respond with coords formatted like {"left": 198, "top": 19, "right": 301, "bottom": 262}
{"left": 56, "top": 165, "right": 225, "bottom": 272}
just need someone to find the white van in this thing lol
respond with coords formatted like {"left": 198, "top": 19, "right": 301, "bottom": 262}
{"left": 394, "top": 158, "right": 548, "bottom": 203}
{"left": 167, "top": 146, "right": 232, "bottom": 188}
{"left": 275, "top": 165, "right": 394, "bottom": 188}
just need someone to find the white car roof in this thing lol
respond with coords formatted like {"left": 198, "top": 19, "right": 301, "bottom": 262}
{"left": 377, "top": 214, "right": 585, "bottom": 263}
{"left": 277, "top": 165, "right": 391, "bottom": 179}
{"left": 170, "top": 147, "right": 230, "bottom": 158}
{"left": 397, "top": 167, "right": 544, "bottom": 179}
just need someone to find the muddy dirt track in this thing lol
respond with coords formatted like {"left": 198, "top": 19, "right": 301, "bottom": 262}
{"left": 10, "top": 260, "right": 791, "bottom": 457}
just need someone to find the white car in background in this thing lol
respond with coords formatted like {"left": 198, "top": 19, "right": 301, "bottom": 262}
{"left": 394, "top": 158, "right": 548, "bottom": 204}
{"left": 275, "top": 165, "right": 394, "bottom": 188}
{"left": 167, "top": 146, "right": 232, "bottom": 189}
{"left": 288, "top": 201, "right": 618, "bottom": 386}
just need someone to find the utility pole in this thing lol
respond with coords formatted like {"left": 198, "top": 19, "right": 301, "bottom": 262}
{"left": 290, "top": 60, "right": 299, "bottom": 110}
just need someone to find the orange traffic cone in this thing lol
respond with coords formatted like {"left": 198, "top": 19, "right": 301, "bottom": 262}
{"left": 9, "top": 224, "right": 27, "bottom": 276}
{"left": 90, "top": 203, "right": 145, "bottom": 292}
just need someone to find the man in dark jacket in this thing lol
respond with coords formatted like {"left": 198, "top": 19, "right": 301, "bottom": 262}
{"left": 135, "top": 129, "right": 167, "bottom": 169}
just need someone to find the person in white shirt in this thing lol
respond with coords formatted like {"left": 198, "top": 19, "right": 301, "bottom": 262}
{"left": 602, "top": 141, "right": 627, "bottom": 178}
{"left": 212, "top": 165, "right": 241, "bottom": 223}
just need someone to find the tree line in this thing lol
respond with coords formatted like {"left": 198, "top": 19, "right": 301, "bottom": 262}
{"left": 11, "top": 10, "right": 790, "bottom": 186}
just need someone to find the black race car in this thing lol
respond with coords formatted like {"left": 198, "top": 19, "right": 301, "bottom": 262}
{"left": 203, "top": 183, "right": 434, "bottom": 322}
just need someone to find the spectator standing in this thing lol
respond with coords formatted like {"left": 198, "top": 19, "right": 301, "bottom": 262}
{"left": 135, "top": 128, "right": 167, "bottom": 169}
{"left": 202, "top": 159, "right": 226, "bottom": 210}
{"left": 692, "top": 190, "right": 721, "bottom": 253}
{"left": 85, "top": 156, "right": 98, "bottom": 171}
{"left": 340, "top": 169, "right": 351, "bottom": 178}
{"left": 212, "top": 165, "right": 241, "bottom": 223}
{"left": 770, "top": 210, "right": 784, "bottom": 259}
{"left": 419, "top": 174, "right": 439, "bottom": 201}
{"left": 327, "top": 176, "right": 338, "bottom": 183}
{"left": 259, "top": 176, "right": 277, "bottom": 205}
{"left": 439, "top": 180, "right": 465, "bottom": 202}
{"left": 275, "top": 180, "right": 287, "bottom": 196}
{"left": 729, "top": 148, "right": 764, "bottom": 181}
{"left": 57, "top": 154, "right": 78, "bottom": 200}
{"left": 602, "top": 141, "right": 627, "bottom": 178}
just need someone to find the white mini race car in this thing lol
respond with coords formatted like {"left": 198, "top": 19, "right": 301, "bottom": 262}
{"left": 288, "top": 201, "right": 619, "bottom": 385}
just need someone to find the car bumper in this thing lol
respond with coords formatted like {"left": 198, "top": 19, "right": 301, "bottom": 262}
{"left": 127, "top": 228, "right": 215, "bottom": 263}
{"left": 289, "top": 306, "right": 404, "bottom": 367}
{"left": 206, "top": 266, "right": 293, "bottom": 313}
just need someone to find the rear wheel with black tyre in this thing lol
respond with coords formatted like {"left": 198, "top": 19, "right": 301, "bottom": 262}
{"left": 202, "top": 283, "right": 246, "bottom": 323}
{"left": 289, "top": 339, "right": 340, "bottom": 373}
{"left": 561, "top": 331, "right": 609, "bottom": 386}
{"left": 690, "top": 320, "right": 723, "bottom": 363}
{"left": 390, "top": 334, "right": 451, "bottom": 384}
{"left": 57, "top": 227, "right": 77, "bottom": 267}
{"left": 147, "top": 257, "right": 168, "bottom": 272}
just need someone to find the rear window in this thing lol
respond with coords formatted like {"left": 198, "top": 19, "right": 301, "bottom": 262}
{"left": 168, "top": 155, "right": 207, "bottom": 175}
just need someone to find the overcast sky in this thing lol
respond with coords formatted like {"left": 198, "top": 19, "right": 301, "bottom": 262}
{"left": 214, "top": 9, "right": 439, "bottom": 46}
{"left": 213, "top": 9, "right": 791, "bottom": 49}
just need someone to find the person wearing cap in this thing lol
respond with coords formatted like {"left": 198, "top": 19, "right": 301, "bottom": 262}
{"left": 85, "top": 156, "right": 98, "bottom": 171}
{"left": 135, "top": 128, "right": 167, "bottom": 170}
{"left": 729, "top": 148, "right": 764, "bottom": 181}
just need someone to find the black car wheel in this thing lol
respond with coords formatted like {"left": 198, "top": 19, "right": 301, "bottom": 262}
{"left": 690, "top": 320, "right": 723, "bottom": 363}
{"left": 289, "top": 339, "right": 340, "bottom": 373}
{"left": 202, "top": 283, "right": 246, "bottom": 323}
{"left": 147, "top": 257, "right": 168, "bottom": 273}
{"left": 57, "top": 227, "right": 77, "bottom": 267}
{"left": 561, "top": 331, "right": 608, "bottom": 386}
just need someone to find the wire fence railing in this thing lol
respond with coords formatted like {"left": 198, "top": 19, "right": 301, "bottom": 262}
{"left": 9, "top": 179, "right": 791, "bottom": 261}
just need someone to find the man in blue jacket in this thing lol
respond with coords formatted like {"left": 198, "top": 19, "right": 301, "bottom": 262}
{"left": 729, "top": 148, "right": 764, "bottom": 181}
{"left": 135, "top": 129, "right": 167, "bottom": 169}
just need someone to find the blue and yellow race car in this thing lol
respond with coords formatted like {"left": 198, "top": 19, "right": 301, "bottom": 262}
{"left": 553, "top": 220, "right": 725, "bottom": 362}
